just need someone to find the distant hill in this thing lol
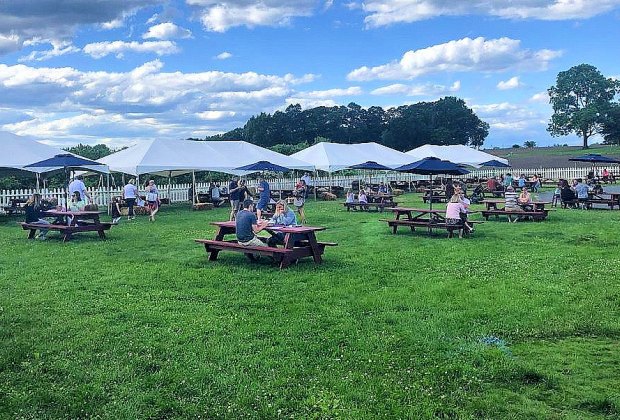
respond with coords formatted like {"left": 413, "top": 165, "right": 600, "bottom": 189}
{"left": 481, "top": 144, "right": 620, "bottom": 169}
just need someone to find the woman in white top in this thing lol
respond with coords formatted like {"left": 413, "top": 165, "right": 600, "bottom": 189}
{"left": 145, "top": 180, "right": 160, "bottom": 222}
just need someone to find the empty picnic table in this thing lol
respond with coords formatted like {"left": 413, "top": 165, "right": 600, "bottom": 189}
{"left": 196, "top": 221, "right": 336, "bottom": 269}
{"left": 587, "top": 191, "right": 620, "bottom": 209}
{"left": 20, "top": 210, "right": 112, "bottom": 241}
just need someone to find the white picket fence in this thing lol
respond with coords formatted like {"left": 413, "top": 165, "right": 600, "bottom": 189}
{"left": 0, "top": 167, "right": 595, "bottom": 209}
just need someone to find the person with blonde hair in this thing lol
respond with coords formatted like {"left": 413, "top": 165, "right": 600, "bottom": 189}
{"left": 145, "top": 179, "right": 160, "bottom": 221}
{"left": 24, "top": 193, "right": 50, "bottom": 240}
{"left": 268, "top": 200, "right": 299, "bottom": 247}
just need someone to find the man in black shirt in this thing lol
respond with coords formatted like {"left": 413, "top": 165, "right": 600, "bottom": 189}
{"left": 229, "top": 177, "right": 240, "bottom": 220}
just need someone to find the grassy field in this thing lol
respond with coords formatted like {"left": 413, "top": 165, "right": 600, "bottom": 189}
{"left": 1, "top": 195, "right": 619, "bottom": 418}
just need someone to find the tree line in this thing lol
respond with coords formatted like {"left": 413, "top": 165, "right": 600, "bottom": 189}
{"left": 198, "top": 96, "right": 490, "bottom": 152}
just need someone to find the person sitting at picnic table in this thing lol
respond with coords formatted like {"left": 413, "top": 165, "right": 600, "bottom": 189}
{"left": 574, "top": 178, "right": 590, "bottom": 208}
{"left": 68, "top": 175, "right": 91, "bottom": 204}
{"left": 518, "top": 187, "right": 533, "bottom": 211}
{"left": 358, "top": 189, "right": 368, "bottom": 210}
{"left": 110, "top": 196, "right": 122, "bottom": 224}
{"left": 504, "top": 186, "right": 521, "bottom": 212}
{"left": 345, "top": 190, "right": 355, "bottom": 204}
{"left": 236, "top": 199, "right": 269, "bottom": 248}
{"left": 210, "top": 183, "right": 224, "bottom": 207}
{"left": 256, "top": 176, "right": 270, "bottom": 220}
{"left": 378, "top": 182, "right": 389, "bottom": 194}
{"left": 560, "top": 180, "right": 577, "bottom": 207}
{"left": 266, "top": 200, "right": 300, "bottom": 247}
{"left": 517, "top": 174, "right": 526, "bottom": 188}
{"left": 445, "top": 194, "right": 468, "bottom": 238}
{"left": 486, "top": 176, "right": 499, "bottom": 192}
{"left": 24, "top": 193, "right": 50, "bottom": 240}
{"left": 456, "top": 187, "right": 474, "bottom": 233}
{"left": 503, "top": 173, "right": 514, "bottom": 188}
{"left": 602, "top": 168, "right": 610, "bottom": 182}
{"left": 68, "top": 191, "right": 87, "bottom": 212}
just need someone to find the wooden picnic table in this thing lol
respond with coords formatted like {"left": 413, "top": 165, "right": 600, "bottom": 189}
{"left": 481, "top": 199, "right": 551, "bottom": 211}
{"left": 381, "top": 207, "right": 482, "bottom": 237}
{"left": 21, "top": 210, "right": 112, "bottom": 241}
{"left": 196, "top": 221, "right": 335, "bottom": 268}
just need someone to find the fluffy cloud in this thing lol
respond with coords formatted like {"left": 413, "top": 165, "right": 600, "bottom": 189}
{"left": 143, "top": 22, "right": 192, "bottom": 40}
{"left": 216, "top": 51, "right": 233, "bottom": 60}
{"left": 0, "top": 0, "right": 162, "bottom": 54}
{"left": 530, "top": 91, "right": 549, "bottom": 103}
{"left": 83, "top": 41, "right": 180, "bottom": 59}
{"left": 496, "top": 76, "right": 522, "bottom": 90}
{"left": 347, "top": 37, "right": 561, "bottom": 81}
{"left": 362, "top": 0, "right": 620, "bottom": 27}
{"left": 0, "top": 60, "right": 315, "bottom": 146}
{"left": 472, "top": 101, "right": 548, "bottom": 131}
{"left": 371, "top": 80, "right": 460, "bottom": 96}
{"left": 186, "top": 0, "right": 319, "bottom": 32}
{"left": 18, "top": 40, "right": 80, "bottom": 62}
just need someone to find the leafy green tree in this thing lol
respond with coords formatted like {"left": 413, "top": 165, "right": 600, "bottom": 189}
{"left": 601, "top": 104, "right": 620, "bottom": 146}
{"left": 547, "top": 64, "right": 619, "bottom": 149}
{"left": 269, "top": 142, "right": 309, "bottom": 155}
{"left": 64, "top": 143, "right": 115, "bottom": 160}
{"left": 523, "top": 140, "right": 536, "bottom": 148}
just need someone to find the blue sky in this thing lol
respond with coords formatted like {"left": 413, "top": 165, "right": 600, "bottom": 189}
{"left": 0, "top": 0, "right": 619, "bottom": 149}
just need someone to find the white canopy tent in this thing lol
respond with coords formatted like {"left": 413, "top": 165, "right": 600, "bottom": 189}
{"left": 98, "top": 139, "right": 314, "bottom": 176}
{"left": 291, "top": 142, "right": 411, "bottom": 173}
{"left": 0, "top": 131, "right": 90, "bottom": 175}
{"left": 406, "top": 144, "right": 509, "bottom": 168}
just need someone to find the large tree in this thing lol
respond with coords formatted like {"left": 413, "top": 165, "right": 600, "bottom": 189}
{"left": 601, "top": 104, "right": 620, "bottom": 146}
{"left": 547, "top": 64, "right": 619, "bottom": 149}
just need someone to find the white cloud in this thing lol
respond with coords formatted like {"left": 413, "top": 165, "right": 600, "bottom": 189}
{"left": 0, "top": 60, "right": 315, "bottom": 146}
{"left": 530, "top": 91, "right": 549, "bottom": 103}
{"left": 284, "top": 97, "right": 338, "bottom": 109}
{"left": 18, "top": 40, "right": 80, "bottom": 62}
{"left": 347, "top": 37, "right": 561, "bottom": 81}
{"left": 83, "top": 40, "right": 180, "bottom": 59}
{"left": 197, "top": 110, "right": 237, "bottom": 120}
{"left": 371, "top": 80, "right": 460, "bottom": 96}
{"left": 143, "top": 22, "right": 192, "bottom": 40}
{"left": 497, "top": 76, "right": 522, "bottom": 90}
{"left": 186, "top": 0, "right": 317, "bottom": 32}
{"left": 296, "top": 86, "right": 363, "bottom": 99}
{"left": 472, "top": 101, "right": 548, "bottom": 132}
{"left": 0, "top": 1, "right": 162, "bottom": 54}
{"left": 216, "top": 51, "right": 233, "bottom": 60}
{"left": 362, "top": 0, "right": 620, "bottom": 27}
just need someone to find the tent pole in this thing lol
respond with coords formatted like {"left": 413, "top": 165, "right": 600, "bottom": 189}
{"left": 429, "top": 174, "right": 433, "bottom": 211}
{"left": 107, "top": 173, "right": 111, "bottom": 212}
{"left": 35, "top": 173, "right": 40, "bottom": 192}
{"left": 167, "top": 170, "right": 172, "bottom": 205}
{"left": 314, "top": 170, "right": 318, "bottom": 201}
{"left": 192, "top": 171, "right": 197, "bottom": 206}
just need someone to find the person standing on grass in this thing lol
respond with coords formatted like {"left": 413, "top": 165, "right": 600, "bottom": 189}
{"left": 293, "top": 179, "right": 307, "bottom": 224}
{"left": 228, "top": 176, "right": 241, "bottom": 220}
{"left": 123, "top": 179, "right": 139, "bottom": 220}
{"left": 24, "top": 193, "right": 50, "bottom": 240}
{"left": 68, "top": 175, "right": 91, "bottom": 204}
{"left": 145, "top": 180, "right": 160, "bottom": 222}
{"left": 574, "top": 178, "right": 589, "bottom": 209}
{"left": 236, "top": 199, "right": 269, "bottom": 247}
{"left": 256, "top": 175, "right": 270, "bottom": 220}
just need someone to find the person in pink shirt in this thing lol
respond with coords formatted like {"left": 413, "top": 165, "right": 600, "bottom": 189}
{"left": 445, "top": 194, "right": 467, "bottom": 238}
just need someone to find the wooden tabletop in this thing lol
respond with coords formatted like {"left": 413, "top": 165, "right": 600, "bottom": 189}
{"left": 386, "top": 207, "right": 444, "bottom": 213}
{"left": 44, "top": 210, "right": 102, "bottom": 217}
{"left": 210, "top": 221, "right": 326, "bottom": 232}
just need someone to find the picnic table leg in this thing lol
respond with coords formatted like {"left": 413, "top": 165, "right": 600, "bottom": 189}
{"left": 305, "top": 232, "right": 323, "bottom": 264}
{"left": 28, "top": 228, "right": 36, "bottom": 239}
{"left": 63, "top": 231, "right": 72, "bottom": 242}
{"left": 97, "top": 229, "right": 106, "bottom": 239}
{"left": 205, "top": 244, "right": 220, "bottom": 261}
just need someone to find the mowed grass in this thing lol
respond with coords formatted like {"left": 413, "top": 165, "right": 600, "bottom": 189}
{"left": 1, "top": 195, "right": 620, "bottom": 418}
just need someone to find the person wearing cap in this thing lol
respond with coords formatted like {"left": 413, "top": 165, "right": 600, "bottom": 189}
{"left": 236, "top": 199, "right": 269, "bottom": 247}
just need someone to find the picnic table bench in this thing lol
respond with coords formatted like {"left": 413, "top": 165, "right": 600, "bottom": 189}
{"left": 585, "top": 198, "right": 617, "bottom": 209}
{"left": 381, "top": 207, "right": 482, "bottom": 237}
{"left": 20, "top": 210, "right": 112, "bottom": 241}
{"left": 342, "top": 202, "right": 398, "bottom": 212}
{"left": 196, "top": 221, "right": 336, "bottom": 269}
{"left": 480, "top": 208, "right": 552, "bottom": 222}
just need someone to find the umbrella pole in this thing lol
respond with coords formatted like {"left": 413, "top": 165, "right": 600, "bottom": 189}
{"left": 429, "top": 174, "right": 433, "bottom": 211}
{"left": 35, "top": 173, "right": 40, "bottom": 192}
{"left": 106, "top": 174, "right": 111, "bottom": 213}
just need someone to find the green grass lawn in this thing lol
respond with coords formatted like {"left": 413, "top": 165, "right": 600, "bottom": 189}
{"left": 1, "top": 195, "right": 619, "bottom": 418}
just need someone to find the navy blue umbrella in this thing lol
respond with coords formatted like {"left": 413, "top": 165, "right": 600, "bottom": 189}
{"left": 234, "top": 160, "right": 291, "bottom": 173}
{"left": 349, "top": 161, "right": 393, "bottom": 171}
{"left": 24, "top": 153, "right": 107, "bottom": 170}
{"left": 480, "top": 159, "right": 511, "bottom": 168}
{"left": 396, "top": 157, "right": 470, "bottom": 209}
{"left": 25, "top": 154, "right": 107, "bottom": 206}
{"left": 568, "top": 154, "right": 620, "bottom": 164}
